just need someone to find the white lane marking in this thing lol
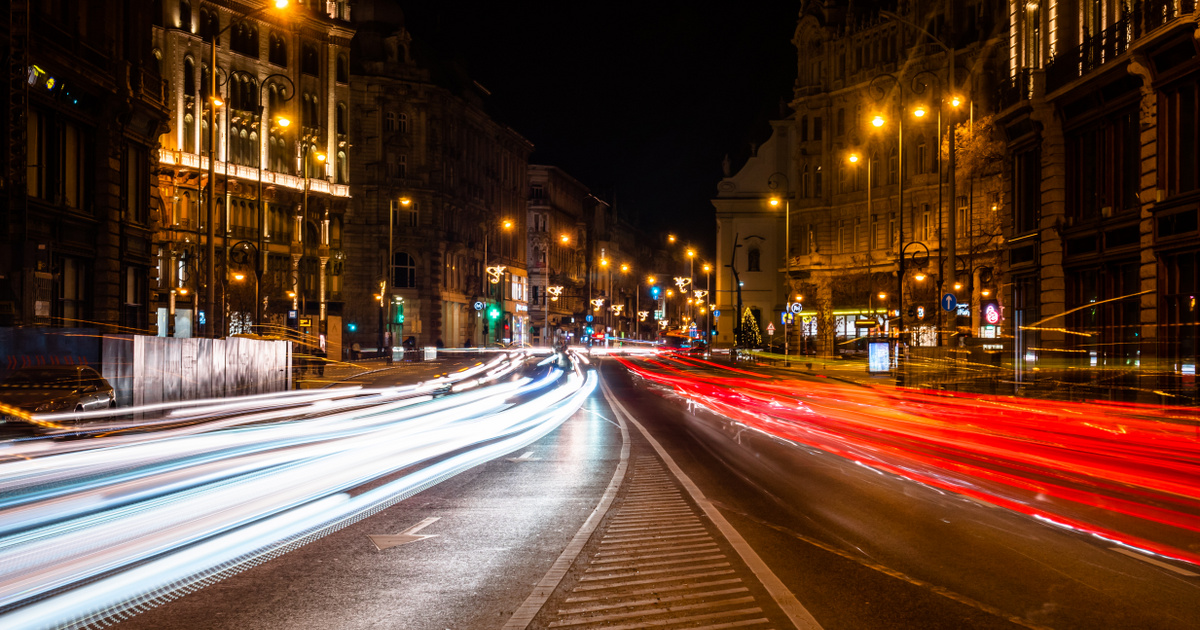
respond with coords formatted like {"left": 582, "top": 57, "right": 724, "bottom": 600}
{"left": 585, "top": 554, "right": 728, "bottom": 573}
{"left": 1110, "top": 547, "right": 1200, "bottom": 577}
{"left": 558, "top": 586, "right": 750, "bottom": 615}
{"left": 592, "top": 546, "right": 722, "bottom": 564}
{"left": 547, "top": 597, "right": 758, "bottom": 627}
{"left": 578, "top": 562, "right": 732, "bottom": 581}
{"left": 572, "top": 569, "right": 739, "bottom": 592}
{"left": 506, "top": 451, "right": 538, "bottom": 462}
{"left": 601, "top": 378, "right": 825, "bottom": 630}
{"left": 549, "top": 607, "right": 766, "bottom": 630}
{"left": 502, "top": 399, "right": 631, "bottom": 630}
{"left": 564, "top": 579, "right": 746, "bottom": 603}
{"left": 367, "top": 516, "right": 440, "bottom": 551}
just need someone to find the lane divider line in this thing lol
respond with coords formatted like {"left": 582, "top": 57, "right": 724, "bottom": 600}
{"left": 503, "top": 395, "right": 631, "bottom": 630}
{"left": 601, "top": 377, "right": 825, "bottom": 630}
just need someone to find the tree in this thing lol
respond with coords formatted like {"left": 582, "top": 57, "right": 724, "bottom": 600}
{"left": 739, "top": 307, "right": 761, "bottom": 348}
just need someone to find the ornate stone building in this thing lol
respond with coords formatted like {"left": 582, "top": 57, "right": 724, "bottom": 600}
{"left": 717, "top": 0, "right": 1008, "bottom": 356}
{"left": 998, "top": 0, "right": 1200, "bottom": 394}
{"left": 0, "top": 1, "right": 168, "bottom": 330}
{"left": 151, "top": 0, "right": 354, "bottom": 351}
{"left": 344, "top": 5, "right": 531, "bottom": 351}
{"left": 527, "top": 165, "right": 588, "bottom": 345}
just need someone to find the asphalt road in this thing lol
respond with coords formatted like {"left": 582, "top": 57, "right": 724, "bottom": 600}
{"left": 114, "top": 356, "right": 1198, "bottom": 630}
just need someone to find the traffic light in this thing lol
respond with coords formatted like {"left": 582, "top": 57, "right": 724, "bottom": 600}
{"left": 650, "top": 286, "right": 662, "bottom": 299}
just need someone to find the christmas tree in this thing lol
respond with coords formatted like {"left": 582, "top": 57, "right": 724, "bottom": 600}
{"left": 739, "top": 307, "right": 761, "bottom": 347}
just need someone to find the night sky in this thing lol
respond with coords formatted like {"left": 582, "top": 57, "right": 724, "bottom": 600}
{"left": 395, "top": 2, "right": 800, "bottom": 255}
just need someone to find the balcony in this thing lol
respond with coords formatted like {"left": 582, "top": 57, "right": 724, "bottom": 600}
{"left": 158, "top": 149, "right": 351, "bottom": 198}
{"left": 1045, "top": 1, "right": 1195, "bottom": 93}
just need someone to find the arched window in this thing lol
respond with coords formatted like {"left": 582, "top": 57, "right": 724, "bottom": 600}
{"left": 336, "top": 102, "right": 347, "bottom": 134}
{"left": 392, "top": 252, "right": 416, "bottom": 289}
{"left": 916, "top": 138, "right": 927, "bottom": 175}
{"left": 870, "top": 151, "right": 881, "bottom": 187}
{"left": 301, "top": 42, "right": 319, "bottom": 77}
{"left": 199, "top": 8, "right": 218, "bottom": 44}
{"left": 179, "top": 0, "right": 192, "bottom": 31}
{"left": 183, "top": 57, "right": 195, "bottom": 96}
{"left": 336, "top": 53, "right": 349, "bottom": 84}
{"left": 238, "top": 129, "right": 249, "bottom": 165}
{"left": 336, "top": 150, "right": 348, "bottom": 184}
{"left": 201, "top": 118, "right": 210, "bottom": 153}
{"left": 814, "top": 165, "right": 823, "bottom": 197}
{"left": 269, "top": 32, "right": 288, "bottom": 67}
{"left": 183, "top": 113, "right": 195, "bottom": 152}
{"left": 384, "top": 111, "right": 396, "bottom": 132}
{"left": 888, "top": 146, "right": 898, "bottom": 184}
{"left": 747, "top": 248, "right": 761, "bottom": 272}
{"left": 801, "top": 165, "right": 810, "bottom": 198}
{"left": 249, "top": 131, "right": 259, "bottom": 167}
{"left": 399, "top": 112, "right": 409, "bottom": 133}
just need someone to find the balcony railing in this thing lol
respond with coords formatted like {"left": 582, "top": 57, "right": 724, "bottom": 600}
{"left": 997, "top": 68, "right": 1034, "bottom": 111}
{"left": 158, "top": 149, "right": 351, "bottom": 198}
{"left": 1045, "top": 0, "right": 1195, "bottom": 93}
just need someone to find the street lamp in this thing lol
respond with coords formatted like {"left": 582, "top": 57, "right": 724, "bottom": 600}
{"left": 479, "top": 216, "right": 513, "bottom": 346}
{"left": 702, "top": 262, "right": 712, "bottom": 347}
{"left": 768, "top": 171, "right": 790, "bottom": 358}
{"left": 204, "top": 0, "right": 290, "bottom": 337}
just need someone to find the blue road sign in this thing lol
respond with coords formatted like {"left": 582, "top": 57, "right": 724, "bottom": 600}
{"left": 713, "top": 310, "right": 721, "bottom": 318}
{"left": 789, "top": 302, "right": 803, "bottom": 314}
{"left": 473, "top": 301, "right": 484, "bottom": 311}
{"left": 585, "top": 314, "right": 594, "bottom": 323}
{"left": 941, "top": 293, "right": 958, "bottom": 312}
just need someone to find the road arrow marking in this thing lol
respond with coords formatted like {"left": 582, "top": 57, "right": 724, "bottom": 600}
{"left": 368, "top": 516, "right": 440, "bottom": 551}
{"left": 506, "top": 451, "right": 538, "bottom": 462}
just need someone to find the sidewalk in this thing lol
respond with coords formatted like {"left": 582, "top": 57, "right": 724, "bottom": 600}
{"left": 293, "top": 357, "right": 471, "bottom": 390}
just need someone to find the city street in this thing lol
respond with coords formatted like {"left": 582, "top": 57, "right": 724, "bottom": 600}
{"left": 2, "top": 353, "right": 1194, "bottom": 629}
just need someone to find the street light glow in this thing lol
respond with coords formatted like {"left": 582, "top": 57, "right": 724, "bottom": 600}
{"left": 620, "top": 263, "right": 630, "bottom": 273}
{"left": 848, "top": 153, "right": 859, "bottom": 164}
{"left": 232, "top": 273, "right": 245, "bottom": 282}
{"left": 212, "top": 97, "right": 224, "bottom": 108}
{"left": 768, "top": 196, "right": 781, "bottom": 207}
{"left": 951, "top": 96, "right": 963, "bottom": 107}
{"left": 668, "top": 234, "right": 676, "bottom": 243}
{"left": 871, "top": 114, "right": 885, "bottom": 127}
{"left": 686, "top": 249, "right": 695, "bottom": 258}
{"left": 274, "top": 0, "right": 289, "bottom": 8}
{"left": 600, "top": 258, "right": 608, "bottom": 267}
{"left": 559, "top": 233, "right": 570, "bottom": 243}
{"left": 502, "top": 219, "right": 514, "bottom": 230}
{"left": 878, "top": 292, "right": 887, "bottom": 300}
{"left": 954, "top": 282, "right": 963, "bottom": 291}
{"left": 913, "top": 106, "right": 927, "bottom": 118}
{"left": 914, "top": 272, "right": 927, "bottom": 281}
{"left": 178, "top": 287, "right": 189, "bottom": 296}
{"left": 315, "top": 152, "right": 326, "bottom": 162}
{"left": 702, "top": 264, "right": 711, "bottom": 273}
{"left": 399, "top": 197, "right": 412, "bottom": 206}
{"left": 276, "top": 116, "right": 291, "bottom": 128}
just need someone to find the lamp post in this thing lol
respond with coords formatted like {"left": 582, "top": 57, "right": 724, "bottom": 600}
{"left": 481, "top": 217, "right": 514, "bottom": 346}
{"left": 767, "top": 172, "right": 790, "bottom": 358}
{"left": 204, "top": 0, "right": 290, "bottom": 337}
{"left": 702, "top": 263, "right": 712, "bottom": 347}
{"left": 255, "top": 74, "right": 293, "bottom": 333}
{"left": 685, "top": 248, "right": 695, "bottom": 330}
{"left": 546, "top": 285, "right": 563, "bottom": 346}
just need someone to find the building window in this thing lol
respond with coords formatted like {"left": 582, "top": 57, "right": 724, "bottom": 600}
{"left": 337, "top": 150, "right": 348, "bottom": 184}
{"left": 814, "top": 165, "right": 823, "bottom": 196}
{"left": 336, "top": 53, "right": 349, "bottom": 84}
{"left": 813, "top": 117, "right": 823, "bottom": 141}
{"left": 392, "top": 252, "right": 416, "bottom": 288}
{"left": 199, "top": 8, "right": 218, "bottom": 44}
{"left": 302, "top": 92, "right": 318, "bottom": 127}
{"left": 921, "top": 204, "right": 932, "bottom": 241}
{"left": 125, "top": 145, "right": 147, "bottom": 223}
{"left": 800, "top": 115, "right": 808, "bottom": 142}
{"left": 384, "top": 111, "right": 396, "bottom": 132}
{"left": 836, "top": 108, "right": 845, "bottom": 136}
{"left": 888, "top": 146, "right": 898, "bottom": 184}
{"left": 747, "top": 247, "right": 761, "bottom": 272}
{"left": 301, "top": 42, "right": 319, "bottom": 77}
{"left": 179, "top": 0, "right": 192, "bottom": 31}
{"left": 57, "top": 256, "right": 89, "bottom": 325}
{"left": 1013, "top": 146, "right": 1041, "bottom": 234}
{"left": 399, "top": 112, "right": 409, "bottom": 133}
{"left": 232, "top": 23, "right": 259, "bottom": 58}
{"left": 916, "top": 138, "right": 927, "bottom": 175}
{"left": 336, "top": 102, "right": 347, "bottom": 134}
{"left": 397, "top": 154, "right": 407, "bottom": 179}
{"left": 800, "top": 165, "right": 810, "bottom": 198}
{"left": 1160, "top": 82, "right": 1199, "bottom": 197}
{"left": 269, "top": 32, "right": 288, "bottom": 67}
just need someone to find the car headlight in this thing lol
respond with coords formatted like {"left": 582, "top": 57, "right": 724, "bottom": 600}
{"left": 34, "top": 400, "right": 70, "bottom": 413}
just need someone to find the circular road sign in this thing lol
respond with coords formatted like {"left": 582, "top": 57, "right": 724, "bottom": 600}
{"left": 789, "top": 302, "right": 803, "bottom": 314}
{"left": 941, "top": 293, "right": 958, "bottom": 312}
{"left": 585, "top": 314, "right": 594, "bottom": 323}
{"left": 473, "top": 301, "right": 484, "bottom": 311}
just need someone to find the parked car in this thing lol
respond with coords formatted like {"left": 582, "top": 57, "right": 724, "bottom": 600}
{"left": 0, "top": 365, "right": 116, "bottom": 416}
